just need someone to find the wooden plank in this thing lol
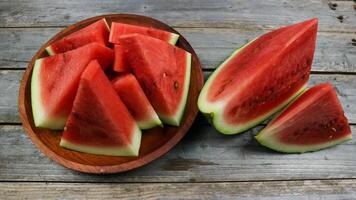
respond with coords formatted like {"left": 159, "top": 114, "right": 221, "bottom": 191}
{"left": 2, "top": 70, "right": 355, "bottom": 124}
{"left": 0, "top": 125, "right": 355, "bottom": 182}
{"left": 1, "top": 28, "right": 355, "bottom": 72}
{"left": 1, "top": 180, "right": 356, "bottom": 199}
{"left": 0, "top": 0, "right": 355, "bottom": 32}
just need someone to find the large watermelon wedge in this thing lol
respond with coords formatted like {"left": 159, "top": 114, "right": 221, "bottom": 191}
{"left": 112, "top": 74, "right": 162, "bottom": 130}
{"left": 31, "top": 43, "right": 114, "bottom": 130}
{"left": 46, "top": 18, "right": 110, "bottom": 55}
{"left": 60, "top": 60, "right": 141, "bottom": 156}
{"left": 198, "top": 19, "right": 318, "bottom": 134}
{"left": 255, "top": 83, "right": 352, "bottom": 153}
{"left": 109, "top": 23, "right": 179, "bottom": 73}
{"left": 118, "top": 34, "right": 191, "bottom": 126}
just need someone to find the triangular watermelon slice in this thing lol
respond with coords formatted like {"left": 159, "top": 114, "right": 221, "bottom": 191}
{"left": 46, "top": 18, "right": 110, "bottom": 55}
{"left": 118, "top": 34, "right": 192, "bottom": 126}
{"left": 255, "top": 83, "right": 352, "bottom": 153}
{"left": 110, "top": 23, "right": 180, "bottom": 73}
{"left": 60, "top": 60, "right": 142, "bottom": 156}
{"left": 31, "top": 43, "right": 114, "bottom": 130}
{"left": 112, "top": 74, "right": 162, "bottom": 129}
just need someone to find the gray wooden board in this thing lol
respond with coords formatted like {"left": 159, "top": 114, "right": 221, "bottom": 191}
{"left": 1, "top": 70, "right": 355, "bottom": 124}
{"left": 0, "top": 125, "right": 355, "bottom": 182}
{"left": 1, "top": 180, "right": 356, "bottom": 200}
{"left": 0, "top": 0, "right": 355, "bottom": 33}
{"left": 0, "top": 28, "right": 355, "bottom": 71}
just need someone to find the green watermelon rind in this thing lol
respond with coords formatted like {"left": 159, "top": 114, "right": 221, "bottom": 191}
{"left": 198, "top": 42, "right": 307, "bottom": 135}
{"left": 255, "top": 128, "right": 352, "bottom": 153}
{"left": 168, "top": 33, "right": 180, "bottom": 45}
{"left": 255, "top": 86, "right": 353, "bottom": 153}
{"left": 60, "top": 125, "right": 142, "bottom": 156}
{"left": 159, "top": 52, "right": 192, "bottom": 126}
{"left": 137, "top": 111, "right": 163, "bottom": 129}
{"left": 45, "top": 18, "right": 111, "bottom": 56}
{"left": 31, "top": 59, "right": 67, "bottom": 130}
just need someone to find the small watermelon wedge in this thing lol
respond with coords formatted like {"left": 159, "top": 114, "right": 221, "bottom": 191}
{"left": 109, "top": 22, "right": 179, "bottom": 45}
{"left": 255, "top": 83, "right": 352, "bottom": 153}
{"left": 31, "top": 43, "right": 114, "bottom": 130}
{"left": 45, "top": 18, "right": 110, "bottom": 55}
{"left": 112, "top": 74, "right": 162, "bottom": 129}
{"left": 60, "top": 60, "right": 142, "bottom": 156}
{"left": 109, "top": 23, "right": 180, "bottom": 73}
{"left": 119, "top": 34, "right": 191, "bottom": 126}
{"left": 198, "top": 18, "right": 318, "bottom": 135}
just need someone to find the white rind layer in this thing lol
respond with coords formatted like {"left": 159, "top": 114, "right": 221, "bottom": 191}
{"left": 45, "top": 46, "right": 55, "bottom": 56}
{"left": 31, "top": 59, "right": 67, "bottom": 130}
{"left": 137, "top": 110, "right": 163, "bottom": 129}
{"left": 159, "top": 52, "right": 191, "bottom": 126}
{"left": 168, "top": 33, "right": 180, "bottom": 45}
{"left": 60, "top": 125, "right": 142, "bottom": 156}
{"left": 255, "top": 128, "right": 352, "bottom": 153}
{"left": 198, "top": 41, "right": 307, "bottom": 135}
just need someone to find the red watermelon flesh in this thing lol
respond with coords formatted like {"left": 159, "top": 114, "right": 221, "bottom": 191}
{"left": 109, "top": 22, "right": 179, "bottom": 45}
{"left": 118, "top": 34, "right": 191, "bottom": 126}
{"left": 198, "top": 18, "right": 318, "bottom": 134}
{"left": 60, "top": 60, "right": 141, "bottom": 156}
{"left": 46, "top": 18, "right": 110, "bottom": 55}
{"left": 255, "top": 83, "right": 352, "bottom": 153}
{"left": 112, "top": 74, "right": 162, "bottom": 129}
{"left": 31, "top": 43, "right": 114, "bottom": 130}
{"left": 113, "top": 45, "right": 130, "bottom": 72}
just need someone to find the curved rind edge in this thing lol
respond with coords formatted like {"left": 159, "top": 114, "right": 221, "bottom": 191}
{"left": 45, "top": 46, "right": 55, "bottom": 56}
{"left": 60, "top": 125, "right": 142, "bottom": 156}
{"left": 255, "top": 130, "right": 352, "bottom": 153}
{"left": 31, "top": 59, "right": 66, "bottom": 130}
{"left": 159, "top": 52, "right": 192, "bottom": 126}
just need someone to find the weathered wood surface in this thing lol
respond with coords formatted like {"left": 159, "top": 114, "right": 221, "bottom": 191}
{"left": 1, "top": 180, "right": 356, "bottom": 200}
{"left": 0, "top": 0, "right": 356, "bottom": 198}
{"left": 0, "top": 0, "right": 355, "bottom": 33}
{"left": 0, "top": 125, "right": 355, "bottom": 182}
{"left": 1, "top": 27, "right": 355, "bottom": 71}
{"left": 1, "top": 70, "right": 355, "bottom": 124}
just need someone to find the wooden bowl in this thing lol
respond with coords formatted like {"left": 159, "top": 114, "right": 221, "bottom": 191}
{"left": 18, "top": 14, "right": 204, "bottom": 174}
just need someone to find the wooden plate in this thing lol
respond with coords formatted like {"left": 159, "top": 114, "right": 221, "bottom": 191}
{"left": 18, "top": 14, "right": 204, "bottom": 174}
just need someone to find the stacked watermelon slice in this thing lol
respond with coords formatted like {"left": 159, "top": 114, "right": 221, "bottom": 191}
{"left": 31, "top": 18, "right": 192, "bottom": 156}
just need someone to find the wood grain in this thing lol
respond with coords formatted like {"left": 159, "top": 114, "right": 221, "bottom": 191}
{"left": 2, "top": 71, "right": 354, "bottom": 124}
{"left": 1, "top": 180, "right": 356, "bottom": 200}
{"left": 0, "top": 125, "right": 355, "bottom": 182}
{"left": 17, "top": 14, "right": 204, "bottom": 174}
{"left": 0, "top": 0, "right": 355, "bottom": 33}
{"left": 1, "top": 27, "right": 355, "bottom": 72}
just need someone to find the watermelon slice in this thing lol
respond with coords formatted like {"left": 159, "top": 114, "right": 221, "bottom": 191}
{"left": 109, "top": 23, "right": 180, "bottom": 73}
{"left": 118, "top": 34, "right": 191, "bottom": 126}
{"left": 31, "top": 43, "right": 114, "bottom": 130}
{"left": 112, "top": 74, "right": 162, "bottom": 129}
{"left": 45, "top": 18, "right": 110, "bottom": 55}
{"left": 109, "top": 22, "right": 179, "bottom": 45}
{"left": 255, "top": 83, "right": 352, "bottom": 153}
{"left": 113, "top": 45, "right": 129, "bottom": 72}
{"left": 198, "top": 18, "right": 318, "bottom": 134}
{"left": 60, "top": 60, "right": 142, "bottom": 156}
